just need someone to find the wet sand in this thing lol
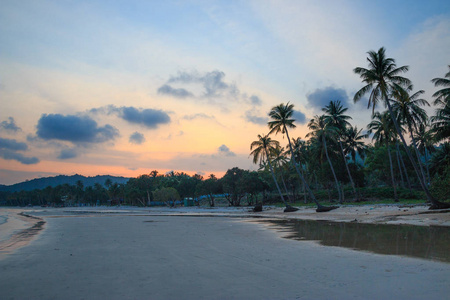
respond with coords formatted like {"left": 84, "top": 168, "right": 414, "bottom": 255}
{"left": 0, "top": 206, "right": 449, "bottom": 300}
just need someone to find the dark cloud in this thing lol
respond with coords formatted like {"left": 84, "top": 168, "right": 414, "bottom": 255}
{"left": 58, "top": 148, "right": 78, "bottom": 159}
{"left": 129, "top": 132, "right": 145, "bottom": 144}
{"left": 0, "top": 150, "right": 40, "bottom": 164}
{"left": 157, "top": 84, "right": 193, "bottom": 98}
{"left": 159, "top": 70, "right": 239, "bottom": 99}
{"left": 0, "top": 137, "right": 28, "bottom": 151}
{"left": 218, "top": 144, "right": 236, "bottom": 157}
{"left": 306, "top": 87, "right": 350, "bottom": 109}
{"left": 293, "top": 110, "right": 307, "bottom": 124}
{"left": 36, "top": 114, "right": 119, "bottom": 143}
{"left": 119, "top": 107, "right": 171, "bottom": 129}
{"left": 245, "top": 110, "right": 268, "bottom": 125}
{"left": 0, "top": 117, "right": 21, "bottom": 133}
{"left": 0, "top": 138, "right": 39, "bottom": 164}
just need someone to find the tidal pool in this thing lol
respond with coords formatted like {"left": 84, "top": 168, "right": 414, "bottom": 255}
{"left": 253, "top": 219, "right": 450, "bottom": 263}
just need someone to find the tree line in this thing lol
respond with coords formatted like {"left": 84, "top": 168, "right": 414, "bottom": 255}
{"left": 1, "top": 48, "right": 449, "bottom": 210}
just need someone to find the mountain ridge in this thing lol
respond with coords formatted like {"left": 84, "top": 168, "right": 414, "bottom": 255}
{"left": 0, "top": 174, "right": 130, "bottom": 192}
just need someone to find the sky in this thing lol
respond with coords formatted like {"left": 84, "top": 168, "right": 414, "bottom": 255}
{"left": 0, "top": 0, "right": 449, "bottom": 185}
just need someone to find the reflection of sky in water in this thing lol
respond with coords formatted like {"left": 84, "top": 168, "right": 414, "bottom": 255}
{"left": 254, "top": 219, "right": 450, "bottom": 263}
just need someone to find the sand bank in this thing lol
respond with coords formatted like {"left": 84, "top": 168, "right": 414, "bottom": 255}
{"left": 0, "top": 206, "right": 449, "bottom": 299}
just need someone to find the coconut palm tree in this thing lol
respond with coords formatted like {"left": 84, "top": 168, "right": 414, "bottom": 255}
{"left": 354, "top": 47, "right": 448, "bottom": 209}
{"left": 431, "top": 65, "right": 450, "bottom": 106}
{"left": 250, "top": 134, "right": 290, "bottom": 210}
{"left": 367, "top": 111, "right": 399, "bottom": 202}
{"left": 268, "top": 103, "right": 333, "bottom": 211}
{"left": 431, "top": 101, "right": 450, "bottom": 143}
{"left": 271, "top": 145, "right": 293, "bottom": 202}
{"left": 414, "top": 122, "right": 435, "bottom": 184}
{"left": 391, "top": 84, "right": 430, "bottom": 184}
{"left": 307, "top": 114, "right": 343, "bottom": 203}
{"left": 323, "top": 100, "right": 358, "bottom": 200}
{"left": 291, "top": 137, "right": 309, "bottom": 203}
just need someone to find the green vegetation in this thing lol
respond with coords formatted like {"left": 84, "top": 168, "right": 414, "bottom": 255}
{"left": 0, "top": 50, "right": 449, "bottom": 210}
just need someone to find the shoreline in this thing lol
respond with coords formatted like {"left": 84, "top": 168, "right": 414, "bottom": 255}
{"left": 0, "top": 209, "right": 46, "bottom": 260}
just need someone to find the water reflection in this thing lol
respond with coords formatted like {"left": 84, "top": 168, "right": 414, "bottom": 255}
{"left": 255, "top": 219, "right": 450, "bottom": 263}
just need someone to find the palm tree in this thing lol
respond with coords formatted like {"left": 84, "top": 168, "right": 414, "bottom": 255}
{"left": 354, "top": 47, "right": 448, "bottom": 209}
{"left": 431, "top": 65, "right": 450, "bottom": 106}
{"left": 271, "top": 145, "right": 293, "bottom": 202}
{"left": 307, "top": 114, "right": 342, "bottom": 203}
{"left": 367, "top": 111, "right": 399, "bottom": 202}
{"left": 391, "top": 84, "right": 430, "bottom": 184}
{"left": 342, "top": 125, "right": 368, "bottom": 194}
{"left": 291, "top": 137, "right": 309, "bottom": 203}
{"left": 268, "top": 103, "right": 334, "bottom": 211}
{"left": 415, "top": 122, "right": 435, "bottom": 184}
{"left": 323, "top": 100, "right": 358, "bottom": 200}
{"left": 250, "top": 134, "right": 289, "bottom": 209}
{"left": 431, "top": 101, "right": 450, "bottom": 143}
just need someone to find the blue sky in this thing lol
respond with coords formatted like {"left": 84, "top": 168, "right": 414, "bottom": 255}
{"left": 0, "top": 0, "right": 449, "bottom": 185}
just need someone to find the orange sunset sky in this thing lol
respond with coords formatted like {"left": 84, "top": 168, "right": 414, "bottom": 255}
{"left": 1, "top": 0, "right": 449, "bottom": 185}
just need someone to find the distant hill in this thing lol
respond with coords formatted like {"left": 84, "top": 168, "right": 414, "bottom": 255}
{"left": 0, "top": 174, "right": 130, "bottom": 193}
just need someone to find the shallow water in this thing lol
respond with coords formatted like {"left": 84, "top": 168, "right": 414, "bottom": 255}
{"left": 253, "top": 219, "right": 450, "bottom": 263}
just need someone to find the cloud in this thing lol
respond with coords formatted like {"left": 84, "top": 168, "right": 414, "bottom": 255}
{"left": 58, "top": 148, "right": 78, "bottom": 159}
{"left": 292, "top": 110, "right": 307, "bottom": 124}
{"left": 218, "top": 144, "right": 236, "bottom": 157}
{"left": 0, "top": 150, "right": 40, "bottom": 164}
{"left": 118, "top": 107, "right": 171, "bottom": 129}
{"left": 245, "top": 110, "right": 268, "bottom": 125}
{"left": 157, "top": 84, "right": 193, "bottom": 98}
{"left": 182, "top": 113, "right": 215, "bottom": 120}
{"left": 93, "top": 105, "right": 171, "bottom": 129}
{"left": 249, "top": 95, "right": 262, "bottom": 106}
{"left": 0, "top": 117, "right": 21, "bottom": 133}
{"left": 158, "top": 70, "right": 239, "bottom": 100}
{"left": 129, "top": 132, "right": 145, "bottom": 144}
{"left": 306, "top": 87, "right": 350, "bottom": 110}
{"left": 36, "top": 114, "right": 119, "bottom": 144}
{"left": 0, "top": 138, "right": 39, "bottom": 164}
{"left": 0, "top": 137, "right": 28, "bottom": 151}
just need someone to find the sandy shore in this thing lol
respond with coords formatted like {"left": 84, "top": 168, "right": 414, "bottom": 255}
{"left": 0, "top": 205, "right": 449, "bottom": 299}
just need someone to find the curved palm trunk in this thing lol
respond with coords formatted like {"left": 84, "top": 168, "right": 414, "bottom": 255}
{"left": 396, "top": 141, "right": 412, "bottom": 192}
{"left": 395, "top": 144, "right": 405, "bottom": 188}
{"left": 265, "top": 149, "right": 287, "bottom": 207}
{"left": 339, "top": 140, "right": 358, "bottom": 200}
{"left": 323, "top": 136, "right": 342, "bottom": 203}
{"left": 284, "top": 127, "right": 328, "bottom": 210}
{"left": 279, "top": 169, "right": 293, "bottom": 202}
{"left": 385, "top": 100, "right": 448, "bottom": 208}
{"left": 386, "top": 141, "right": 399, "bottom": 202}
{"left": 424, "top": 148, "right": 431, "bottom": 185}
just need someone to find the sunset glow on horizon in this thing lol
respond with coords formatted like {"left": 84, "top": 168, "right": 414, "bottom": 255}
{"left": 1, "top": 0, "right": 449, "bottom": 185}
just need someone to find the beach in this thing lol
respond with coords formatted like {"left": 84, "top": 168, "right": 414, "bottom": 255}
{"left": 0, "top": 205, "right": 449, "bottom": 299}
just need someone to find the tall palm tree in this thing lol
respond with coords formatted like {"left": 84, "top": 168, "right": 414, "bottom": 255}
{"left": 268, "top": 103, "right": 333, "bottom": 211}
{"left": 431, "top": 65, "right": 450, "bottom": 106}
{"left": 391, "top": 84, "right": 430, "bottom": 184}
{"left": 342, "top": 125, "right": 368, "bottom": 194}
{"left": 307, "top": 114, "right": 342, "bottom": 203}
{"left": 291, "top": 137, "right": 309, "bottom": 203}
{"left": 354, "top": 47, "right": 448, "bottom": 209}
{"left": 431, "top": 101, "right": 450, "bottom": 143}
{"left": 271, "top": 145, "right": 293, "bottom": 202}
{"left": 415, "top": 122, "right": 435, "bottom": 184}
{"left": 342, "top": 126, "right": 368, "bottom": 164}
{"left": 367, "top": 111, "right": 399, "bottom": 202}
{"left": 323, "top": 100, "right": 358, "bottom": 200}
{"left": 250, "top": 134, "right": 289, "bottom": 209}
